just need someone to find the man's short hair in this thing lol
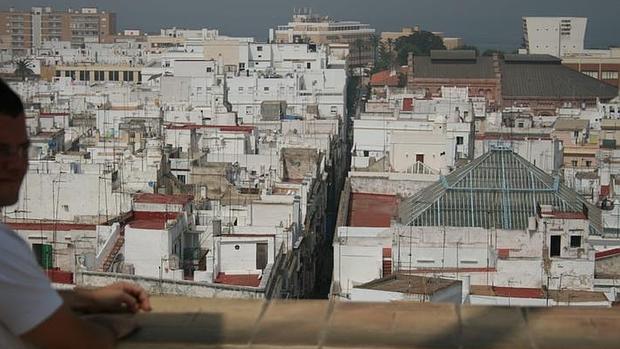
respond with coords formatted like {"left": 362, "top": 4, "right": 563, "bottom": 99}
{"left": 0, "top": 78, "right": 24, "bottom": 118}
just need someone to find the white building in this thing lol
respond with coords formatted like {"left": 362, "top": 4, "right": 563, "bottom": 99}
{"left": 522, "top": 17, "right": 588, "bottom": 57}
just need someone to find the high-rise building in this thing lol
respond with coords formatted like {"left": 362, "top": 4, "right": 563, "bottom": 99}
{"left": 0, "top": 6, "right": 116, "bottom": 55}
{"left": 273, "top": 9, "right": 376, "bottom": 67}
{"left": 522, "top": 17, "right": 587, "bottom": 57}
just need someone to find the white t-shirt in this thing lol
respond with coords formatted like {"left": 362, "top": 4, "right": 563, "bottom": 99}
{"left": 0, "top": 225, "right": 63, "bottom": 348}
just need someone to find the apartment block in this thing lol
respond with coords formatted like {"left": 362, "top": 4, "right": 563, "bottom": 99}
{"left": 273, "top": 9, "right": 376, "bottom": 67}
{"left": 0, "top": 6, "right": 116, "bottom": 55}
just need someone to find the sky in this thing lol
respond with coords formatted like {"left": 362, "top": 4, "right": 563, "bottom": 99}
{"left": 5, "top": 0, "right": 620, "bottom": 51}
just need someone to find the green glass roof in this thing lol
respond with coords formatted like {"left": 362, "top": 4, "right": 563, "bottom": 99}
{"left": 399, "top": 147, "right": 601, "bottom": 233}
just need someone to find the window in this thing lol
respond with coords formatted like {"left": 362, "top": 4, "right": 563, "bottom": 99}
{"left": 570, "top": 236, "right": 582, "bottom": 248}
{"left": 416, "top": 154, "right": 425, "bottom": 163}
{"left": 263, "top": 87, "right": 269, "bottom": 92}
{"left": 239, "top": 63, "right": 245, "bottom": 70}
{"left": 245, "top": 106, "right": 253, "bottom": 115}
{"left": 238, "top": 87, "right": 244, "bottom": 92}
{"left": 571, "top": 160, "right": 578, "bottom": 167}
{"left": 550, "top": 236, "right": 561, "bottom": 257}
{"left": 330, "top": 106, "right": 338, "bottom": 114}
{"left": 602, "top": 71, "right": 619, "bottom": 80}
{"left": 583, "top": 71, "right": 598, "bottom": 79}
{"left": 306, "top": 62, "right": 311, "bottom": 69}
{"left": 123, "top": 71, "right": 134, "bottom": 82}
{"left": 256, "top": 46, "right": 263, "bottom": 51}
{"left": 206, "top": 67, "right": 212, "bottom": 72}
{"left": 109, "top": 71, "right": 119, "bottom": 81}
{"left": 363, "top": 150, "right": 369, "bottom": 157}
{"left": 518, "top": 122, "right": 524, "bottom": 128}
{"left": 586, "top": 160, "right": 592, "bottom": 167}
{"left": 456, "top": 136, "right": 464, "bottom": 145}
{"left": 94, "top": 70, "right": 104, "bottom": 81}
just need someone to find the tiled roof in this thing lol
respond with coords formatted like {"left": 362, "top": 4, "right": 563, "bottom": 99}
{"left": 595, "top": 248, "right": 620, "bottom": 260}
{"left": 502, "top": 59, "right": 618, "bottom": 98}
{"left": 413, "top": 56, "right": 495, "bottom": 79}
{"left": 370, "top": 70, "right": 403, "bottom": 87}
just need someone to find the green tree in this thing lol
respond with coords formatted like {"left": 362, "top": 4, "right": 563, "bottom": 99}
{"left": 455, "top": 45, "right": 480, "bottom": 56}
{"left": 482, "top": 49, "right": 505, "bottom": 58}
{"left": 352, "top": 38, "right": 367, "bottom": 67}
{"left": 394, "top": 31, "right": 446, "bottom": 65}
{"left": 374, "top": 41, "right": 392, "bottom": 72}
{"left": 368, "top": 34, "right": 380, "bottom": 68}
{"left": 13, "top": 58, "right": 35, "bottom": 81}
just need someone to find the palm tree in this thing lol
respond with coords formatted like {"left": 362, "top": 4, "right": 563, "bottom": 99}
{"left": 13, "top": 58, "right": 35, "bottom": 81}
{"left": 368, "top": 34, "right": 380, "bottom": 68}
{"left": 352, "top": 38, "right": 366, "bottom": 68}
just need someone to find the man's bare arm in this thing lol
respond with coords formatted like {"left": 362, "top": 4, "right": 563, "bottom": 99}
{"left": 20, "top": 304, "right": 126, "bottom": 349}
{"left": 59, "top": 282, "right": 152, "bottom": 314}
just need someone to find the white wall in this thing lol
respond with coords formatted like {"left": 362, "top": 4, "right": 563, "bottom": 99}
{"left": 523, "top": 17, "right": 587, "bottom": 56}
{"left": 124, "top": 221, "right": 184, "bottom": 279}
{"left": 217, "top": 236, "right": 275, "bottom": 275}
{"left": 332, "top": 227, "right": 393, "bottom": 296}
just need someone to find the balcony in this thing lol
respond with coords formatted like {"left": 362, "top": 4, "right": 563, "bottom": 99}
{"left": 120, "top": 297, "right": 620, "bottom": 348}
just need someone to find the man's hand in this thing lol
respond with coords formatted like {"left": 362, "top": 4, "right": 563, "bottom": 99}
{"left": 63, "top": 282, "right": 152, "bottom": 314}
{"left": 82, "top": 282, "right": 152, "bottom": 314}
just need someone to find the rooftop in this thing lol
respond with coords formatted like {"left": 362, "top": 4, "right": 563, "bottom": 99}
{"left": 553, "top": 118, "right": 589, "bottom": 131}
{"left": 502, "top": 58, "right": 618, "bottom": 98}
{"left": 356, "top": 274, "right": 459, "bottom": 295}
{"left": 369, "top": 69, "right": 406, "bottom": 87}
{"left": 347, "top": 192, "right": 399, "bottom": 228}
{"left": 120, "top": 297, "right": 620, "bottom": 348}
{"left": 133, "top": 193, "right": 193, "bottom": 206}
{"left": 399, "top": 148, "right": 601, "bottom": 232}
{"left": 413, "top": 55, "right": 495, "bottom": 79}
{"left": 470, "top": 286, "right": 609, "bottom": 302}
{"left": 215, "top": 273, "right": 261, "bottom": 287}
{"left": 7, "top": 222, "right": 97, "bottom": 231}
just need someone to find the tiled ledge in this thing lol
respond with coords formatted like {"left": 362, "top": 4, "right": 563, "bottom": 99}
{"left": 120, "top": 297, "right": 620, "bottom": 349}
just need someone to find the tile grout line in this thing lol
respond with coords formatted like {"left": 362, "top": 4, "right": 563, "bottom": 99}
{"left": 316, "top": 296, "right": 337, "bottom": 349}
{"left": 455, "top": 304, "right": 464, "bottom": 349}
{"left": 520, "top": 308, "right": 539, "bottom": 349}
{"left": 246, "top": 298, "right": 272, "bottom": 348}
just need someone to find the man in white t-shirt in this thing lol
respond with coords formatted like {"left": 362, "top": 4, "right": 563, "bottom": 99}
{"left": 0, "top": 78, "right": 151, "bottom": 348}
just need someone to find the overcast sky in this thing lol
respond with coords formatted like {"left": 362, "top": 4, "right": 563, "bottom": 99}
{"left": 6, "top": 0, "right": 620, "bottom": 50}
